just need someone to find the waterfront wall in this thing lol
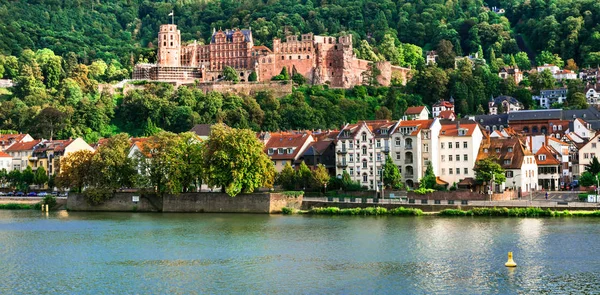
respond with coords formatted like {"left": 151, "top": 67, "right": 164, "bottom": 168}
{"left": 67, "top": 192, "right": 303, "bottom": 213}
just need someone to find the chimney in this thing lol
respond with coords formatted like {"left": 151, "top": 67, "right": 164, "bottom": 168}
{"left": 457, "top": 121, "right": 460, "bottom": 130}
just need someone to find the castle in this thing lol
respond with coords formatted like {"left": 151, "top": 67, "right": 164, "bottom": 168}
{"left": 133, "top": 24, "right": 411, "bottom": 88}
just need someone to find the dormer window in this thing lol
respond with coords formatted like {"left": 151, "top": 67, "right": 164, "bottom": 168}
{"left": 381, "top": 129, "right": 388, "bottom": 135}
{"left": 484, "top": 148, "right": 489, "bottom": 153}
{"left": 503, "top": 159, "right": 511, "bottom": 165}
{"left": 268, "top": 148, "right": 274, "bottom": 155}
{"left": 287, "top": 148, "right": 293, "bottom": 154}
{"left": 508, "top": 147, "right": 513, "bottom": 152}
{"left": 539, "top": 155, "right": 546, "bottom": 161}
{"left": 278, "top": 148, "right": 284, "bottom": 154}
{"left": 458, "top": 129, "right": 467, "bottom": 136}
{"left": 495, "top": 148, "right": 500, "bottom": 153}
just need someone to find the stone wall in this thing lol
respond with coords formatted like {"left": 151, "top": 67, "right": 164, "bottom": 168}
{"left": 67, "top": 192, "right": 302, "bottom": 213}
{"left": 195, "top": 81, "right": 292, "bottom": 97}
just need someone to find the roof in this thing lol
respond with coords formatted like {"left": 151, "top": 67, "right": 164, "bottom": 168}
{"left": 438, "top": 110, "right": 455, "bottom": 119}
{"left": 433, "top": 101, "right": 454, "bottom": 108}
{"left": 436, "top": 177, "right": 449, "bottom": 185}
{"left": 190, "top": 124, "right": 212, "bottom": 137}
{"left": 338, "top": 120, "right": 397, "bottom": 139}
{"left": 302, "top": 140, "right": 333, "bottom": 157}
{"left": 547, "top": 136, "right": 569, "bottom": 146}
{"left": 474, "top": 114, "right": 509, "bottom": 128}
{"left": 507, "top": 110, "right": 562, "bottom": 121}
{"left": 33, "top": 140, "right": 75, "bottom": 154}
{"left": 477, "top": 136, "right": 532, "bottom": 170}
{"left": 212, "top": 29, "right": 252, "bottom": 43}
{"left": 458, "top": 177, "right": 476, "bottom": 186}
{"left": 5, "top": 140, "right": 41, "bottom": 152}
{"left": 0, "top": 151, "right": 10, "bottom": 157}
{"left": 439, "top": 119, "right": 478, "bottom": 137}
{"left": 491, "top": 95, "right": 521, "bottom": 106}
{"left": 405, "top": 106, "right": 427, "bottom": 115}
{"left": 500, "top": 66, "right": 519, "bottom": 74}
{"left": 253, "top": 45, "right": 272, "bottom": 53}
{"left": 398, "top": 119, "right": 434, "bottom": 136}
{"left": 535, "top": 145, "right": 561, "bottom": 166}
{"left": 265, "top": 133, "right": 312, "bottom": 160}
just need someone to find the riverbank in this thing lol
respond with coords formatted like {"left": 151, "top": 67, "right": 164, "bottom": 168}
{"left": 284, "top": 206, "right": 600, "bottom": 217}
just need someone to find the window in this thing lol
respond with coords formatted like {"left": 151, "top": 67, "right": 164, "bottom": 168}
{"left": 504, "top": 159, "right": 511, "bottom": 165}
{"left": 396, "top": 152, "right": 401, "bottom": 160}
{"left": 449, "top": 155, "right": 453, "bottom": 161}
{"left": 287, "top": 148, "right": 293, "bottom": 154}
{"left": 441, "top": 143, "right": 445, "bottom": 149}
{"left": 539, "top": 155, "right": 546, "bottom": 161}
{"left": 508, "top": 147, "right": 513, "bottom": 152}
{"left": 456, "top": 168, "right": 460, "bottom": 174}
{"left": 268, "top": 148, "right": 274, "bottom": 155}
{"left": 362, "top": 146, "right": 367, "bottom": 155}
{"left": 495, "top": 148, "right": 500, "bottom": 153}
{"left": 463, "top": 154, "right": 468, "bottom": 161}
{"left": 395, "top": 138, "right": 401, "bottom": 146}
{"left": 376, "top": 140, "right": 381, "bottom": 148}
{"left": 506, "top": 171, "right": 513, "bottom": 177}
{"left": 594, "top": 143, "right": 597, "bottom": 149}
{"left": 349, "top": 154, "right": 354, "bottom": 162}
{"left": 424, "top": 144, "right": 429, "bottom": 152}
{"left": 442, "top": 168, "right": 446, "bottom": 175}
{"left": 464, "top": 168, "right": 468, "bottom": 174}
{"left": 484, "top": 148, "right": 489, "bottom": 153}
{"left": 376, "top": 153, "right": 381, "bottom": 162}
{"left": 463, "top": 142, "right": 467, "bottom": 148}
{"left": 449, "top": 142, "right": 453, "bottom": 149}
{"left": 362, "top": 160, "right": 367, "bottom": 168}
{"left": 449, "top": 168, "right": 453, "bottom": 174}
{"left": 363, "top": 174, "right": 368, "bottom": 183}
{"left": 456, "top": 155, "right": 460, "bottom": 161}
{"left": 362, "top": 133, "right": 367, "bottom": 142}
{"left": 456, "top": 142, "right": 459, "bottom": 149}
{"left": 281, "top": 160, "right": 287, "bottom": 166}
{"left": 441, "top": 155, "right": 445, "bottom": 162}
{"left": 350, "top": 168, "right": 354, "bottom": 175}
{"left": 278, "top": 148, "right": 284, "bottom": 154}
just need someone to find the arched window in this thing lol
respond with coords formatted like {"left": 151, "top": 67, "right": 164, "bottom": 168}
{"left": 362, "top": 146, "right": 367, "bottom": 155}
{"left": 405, "top": 152, "right": 413, "bottom": 164}
{"left": 361, "top": 132, "right": 367, "bottom": 142}
{"left": 532, "top": 126, "right": 539, "bottom": 133}
{"left": 523, "top": 126, "right": 529, "bottom": 133}
{"left": 362, "top": 160, "right": 367, "bottom": 168}
{"left": 541, "top": 126, "right": 547, "bottom": 134}
{"left": 405, "top": 138, "right": 413, "bottom": 149}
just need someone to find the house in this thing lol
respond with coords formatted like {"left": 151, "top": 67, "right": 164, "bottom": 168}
{"left": 189, "top": 124, "right": 213, "bottom": 140}
{"left": 404, "top": 106, "right": 429, "bottom": 120}
{"left": 432, "top": 99, "right": 454, "bottom": 118}
{"left": 546, "top": 136, "right": 573, "bottom": 188}
{"left": 5, "top": 140, "right": 43, "bottom": 171}
{"left": 0, "top": 151, "right": 12, "bottom": 173}
{"left": 488, "top": 96, "right": 523, "bottom": 114}
{"left": 577, "top": 134, "right": 600, "bottom": 178}
{"left": 31, "top": 138, "right": 95, "bottom": 176}
{"left": 537, "top": 64, "right": 560, "bottom": 75}
{"left": 265, "top": 132, "right": 314, "bottom": 172}
{"left": 438, "top": 110, "right": 456, "bottom": 120}
{"left": 535, "top": 145, "right": 561, "bottom": 191}
{"left": 579, "top": 67, "right": 599, "bottom": 83}
{"left": 426, "top": 51, "right": 438, "bottom": 65}
{"left": 336, "top": 120, "right": 398, "bottom": 189}
{"left": 585, "top": 84, "right": 600, "bottom": 105}
{"left": 455, "top": 53, "right": 486, "bottom": 68}
{"left": 392, "top": 119, "right": 441, "bottom": 188}
{"left": 498, "top": 66, "right": 523, "bottom": 85}
{"left": 533, "top": 88, "right": 567, "bottom": 109}
{"left": 568, "top": 118, "right": 594, "bottom": 140}
{"left": 297, "top": 130, "right": 338, "bottom": 174}
{"left": 554, "top": 69, "right": 578, "bottom": 80}
{"left": 476, "top": 136, "right": 538, "bottom": 194}
{"left": 438, "top": 120, "right": 483, "bottom": 186}
{"left": 0, "top": 134, "right": 34, "bottom": 151}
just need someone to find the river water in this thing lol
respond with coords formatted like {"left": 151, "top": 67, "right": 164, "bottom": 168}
{"left": 0, "top": 211, "right": 599, "bottom": 294}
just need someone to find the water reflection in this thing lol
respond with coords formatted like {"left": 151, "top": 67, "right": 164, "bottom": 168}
{"left": 1, "top": 212, "right": 600, "bottom": 294}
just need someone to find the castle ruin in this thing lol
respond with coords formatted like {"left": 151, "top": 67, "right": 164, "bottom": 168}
{"left": 133, "top": 24, "right": 411, "bottom": 88}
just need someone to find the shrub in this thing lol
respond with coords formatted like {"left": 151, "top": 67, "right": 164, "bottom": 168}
{"left": 83, "top": 188, "right": 114, "bottom": 205}
{"left": 281, "top": 207, "right": 294, "bottom": 215}
{"left": 0, "top": 203, "right": 33, "bottom": 210}
{"left": 42, "top": 196, "right": 57, "bottom": 209}
{"left": 281, "top": 191, "right": 304, "bottom": 198}
{"left": 413, "top": 187, "right": 435, "bottom": 195}
{"left": 390, "top": 207, "right": 424, "bottom": 216}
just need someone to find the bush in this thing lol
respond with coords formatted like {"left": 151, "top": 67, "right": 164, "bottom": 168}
{"left": 0, "top": 203, "right": 33, "bottom": 210}
{"left": 281, "top": 191, "right": 304, "bottom": 198}
{"left": 83, "top": 188, "right": 114, "bottom": 205}
{"left": 42, "top": 196, "right": 57, "bottom": 209}
{"left": 413, "top": 187, "right": 435, "bottom": 195}
{"left": 281, "top": 207, "right": 294, "bottom": 215}
{"left": 390, "top": 207, "right": 424, "bottom": 216}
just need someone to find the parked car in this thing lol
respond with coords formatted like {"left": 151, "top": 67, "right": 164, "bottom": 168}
{"left": 0, "top": 192, "right": 5, "bottom": 196}
{"left": 15, "top": 192, "right": 25, "bottom": 196}
{"left": 38, "top": 192, "right": 48, "bottom": 196}
{"left": 59, "top": 192, "right": 68, "bottom": 197}
{"left": 7, "top": 192, "right": 14, "bottom": 196}
{"left": 51, "top": 191, "right": 59, "bottom": 196}
{"left": 27, "top": 192, "right": 37, "bottom": 196}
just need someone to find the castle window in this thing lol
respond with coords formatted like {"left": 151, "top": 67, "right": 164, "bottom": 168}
{"left": 329, "top": 63, "right": 332, "bottom": 67}
{"left": 170, "top": 35, "right": 173, "bottom": 40}
{"left": 163, "top": 35, "right": 166, "bottom": 40}
{"left": 163, "top": 42, "right": 166, "bottom": 46}
{"left": 282, "top": 56, "right": 284, "bottom": 60}
{"left": 307, "top": 55, "right": 309, "bottom": 59}
{"left": 289, "top": 56, "right": 292, "bottom": 60}
{"left": 298, "top": 55, "right": 301, "bottom": 59}
{"left": 170, "top": 42, "right": 173, "bottom": 46}
{"left": 335, "top": 45, "right": 338, "bottom": 50}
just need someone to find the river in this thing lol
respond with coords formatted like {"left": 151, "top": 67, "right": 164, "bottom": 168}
{"left": 0, "top": 211, "right": 599, "bottom": 294}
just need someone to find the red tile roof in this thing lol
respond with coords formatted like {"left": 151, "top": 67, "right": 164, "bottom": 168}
{"left": 265, "top": 133, "right": 312, "bottom": 160}
{"left": 434, "top": 101, "right": 454, "bottom": 108}
{"left": 535, "top": 145, "right": 561, "bottom": 165}
{"left": 0, "top": 134, "right": 30, "bottom": 148}
{"left": 438, "top": 110, "right": 455, "bottom": 119}
{"left": 405, "top": 106, "right": 427, "bottom": 115}
{"left": 0, "top": 151, "right": 10, "bottom": 157}
{"left": 440, "top": 120, "right": 478, "bottom": 136}
{"left": 339, "top": 120, "right": 396, "bottom": 139}
{"left": 5, "top": 140, "right": 41, "bottom": 152}
{"left": 477, "top": 136, "right": 531, "bottom": 169}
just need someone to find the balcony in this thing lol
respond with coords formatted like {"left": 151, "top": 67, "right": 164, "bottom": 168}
{"left": 382, "top": 146, "right": 390, "bottom": 154}
{"left": 405, "top": 145, "right": 413, "bottom": 150}
{"left": 337, "top": 162, "right": 348, "bottom": 168}
{"left": 336, "top": 148, "right": 348, "bottom": 154}
{"left": 28, "top": 156, "right": 38, "bottom": 161}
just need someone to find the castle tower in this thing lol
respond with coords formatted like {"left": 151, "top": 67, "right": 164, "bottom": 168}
{"left": 157, "top": 24, "right": 181, "bottom": 67}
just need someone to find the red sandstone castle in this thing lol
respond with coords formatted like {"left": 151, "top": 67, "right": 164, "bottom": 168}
{"left": 133, "top": 24, "right": 410, "bottom": 88}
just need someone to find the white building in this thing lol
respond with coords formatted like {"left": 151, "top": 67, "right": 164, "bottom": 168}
{"left": 577, "top": 134, "right": 600, "bottom": 176}
{"left": 533, "top": 88, "right": 567, "bottom": 109}
{"left": 404, "top": 106, "right": 429, "bottom": 120}
{"left": 336, "top": 120, "right": 398, "bottom": 190}
{"left": 438, "top": 120, "right": 483, "bottom": 185}
{"left": 0, "top": 151, "right": 12, "bottom": 173}
{"left": 585, "top": 85, "right": 600, "bottom": 105}
{"left": 488, "top": 96, "right": 523, "bottom": 115}
{"left": 432, "top": 100, "right": 455, "bottom": 118}
{"left": 553, "top": 69, "right": 578, "bottom": 80}
{"left": 537, "top": 64, "right": 560, "bottom": 74}
{"left": 535, "top": 145, "right": 561, "bottom": 191}
{"left": 0, "top": 134, "right": 34, "bottom": 151}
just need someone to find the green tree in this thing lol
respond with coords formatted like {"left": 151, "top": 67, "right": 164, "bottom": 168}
{"left": 378, "top": 34, "right": 403, "bottom": 65}
{"left": 419, "top": 162, "right": 436, "bottom": 189}
{"left": 222, "top": 66, "right": 239, "bottom": 82}
{"left": 33, "top": 166, "right": 48, "bottom": 189}
{"left": 382, "top": 155, "right": 402, "bottom": 189}
{"left": 474, "top": 157, "right": 506, "bottom": 187}
{"left": 92, "top": 133, "right": 137, "bottom": 189}
{"left": 585, "top": 156, "right": 600, "bottom": 175}
{"left": 56, "top": 150, "right": 94, "bottom": 193}
{"left": 579, "top": 171, "right": 598, "bottom": 187}
{"left": 0, "top": 168, "right": 6, "bottom": 188}
{"left": 7, "top": 170, "right": 22, "bottom": 190}
{"left": 536, "top": 51, "right": 564, "bottom": 67}
{"left": 311, "top": 164, "right": 330, "bottom": 193}
{"left": 177, "top": 132, "right": 204, "bottom": 192}
{"left": 135, "top": 131, "right": 185, "bottom": 194}
{"left": 201, "top": 124, "right": 275, "bottom": 196}
{"left": 297, "top": 161, "right": 312, "bottom": 190}
{"left": 248, "top": 71, "right": 258, "bottom": 82}
{"left": 567, "top": 92, "right": 588, "bottom": 109}
{"left": 292, "top": 73, "right": 306, "bottom": 85}
{"left": 514, "top": 52, "right": 531, "bottom": 70}
{"left": 357, "top": 40, "right": 380, "bottom": 62}
{"left": 436, "top": 39, "right": 456, "bottom": 69}
{"left": 277, "top": 163, "right": 297, "bottom": 191}
{"left": 22, "top": 166, "right": 34, "bottom": 190}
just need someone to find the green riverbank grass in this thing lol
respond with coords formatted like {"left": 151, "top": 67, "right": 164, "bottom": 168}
{"left": 0, "top": 203, "right": 37, "bottom": 210}
{"left": 438, "top": 207, "right": 600, "bottom": 217}
{"left": 283, "top": 206, "right": 424, "bottom": 216}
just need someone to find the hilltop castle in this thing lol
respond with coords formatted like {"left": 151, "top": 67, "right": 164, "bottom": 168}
{"left": 133, "top": 24, "right": 410, "bottom": 88}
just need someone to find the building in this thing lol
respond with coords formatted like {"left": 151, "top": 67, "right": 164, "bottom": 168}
{"left": 477, "top": 136, "right": 538, "bottom": 194}
{"left": 264, "top": 132, "right": 314, "bottom": 172}
{"left": 585, "top": 84, "right": 600, "bottom": 105}
{"left": 392, "top": 119, "right": 441, "bottom": 188}
{"left": 537, "top": 64, "right": 560, "bottom": 74}
{"left": 5, "top": 140, "right": 42, "bottom": 171}
{"left": 498, "top": 66, "right": 523, "bottom": 85}
{"left": 577, "top": 134, "right": 600, "bottom": 177}
{"left": 0, "top": 134, "right": 34, "bottom": 151}
{"left": 579, "top": 67, "right": 599, "bottom": 83}
{"left": 432, "top": 99, "right": 454, "bottom": 118}
{"left": 298, "top": 131, "right": 338, "bottom": 174}
{"left": 535, "top": 145, "right": 561, "bottom": 191}
{"left": 133, "top": 24, "right": 411, "bottom": 88}
{"left": 438, "top": 111, "right": 456, "bottom": 120}
{"left": 553, "top": 69, "right": 578, "bottom": 80}
{"left": 0, "top": 151, "right": 12, "bottom": 173}
{"left": 426, "top": 51, "right": 438, "bottom": 65}
{"left": 533, "top": 88, "right": 567, "bottom": 109}
{"left": 546, "top": 136, "right": 573, "bottom": 188}
{"left": 335, "top": 120, "right": 399, "bottom": 189}
{"left": 31, "top": 138, "right": 95, "bottom": 176}
{"left": 488, "top": 96, "right": 523, "bottom": 115}
{"left": 404, "top": 106, "right": 429, "bottom": 120}
{"left": 438, "top": 120, "right": 483, "bottom": 186}
{"left": 454, "top": 53, "right": 486, "bottom": 68}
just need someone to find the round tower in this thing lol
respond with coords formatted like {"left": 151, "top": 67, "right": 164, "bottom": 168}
{"left": 158, "top": 24, "right": 181, "bottom": 67}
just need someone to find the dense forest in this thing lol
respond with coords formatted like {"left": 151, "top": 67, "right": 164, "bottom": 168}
{"left": 0, "top": 0, "right": 597, "bottom": 141}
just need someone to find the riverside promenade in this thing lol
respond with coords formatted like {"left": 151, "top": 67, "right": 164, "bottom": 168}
{"left": 302, "top": 197, "right": 600, "bottom": 212}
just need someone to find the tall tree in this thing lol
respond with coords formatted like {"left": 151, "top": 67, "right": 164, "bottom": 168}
{"left": 56, "top": 150, "right": 94, "bottom": 193}
{"left": 311, "top": 164, "right": 330, "bottom": 193}
{"left": 33, "top": 166, "right": 48, "bottom": 189}
{"left": 585, "top": 156, "right": 600, "bottom": 175}
{"left": 382, "top": 155, "right": 402, "bottom": 189}
{"left": 474, "top": 157, "right": 506, "bottom": 187}
{"left": 436, "top": 40, "right": 456, "bottom": 69}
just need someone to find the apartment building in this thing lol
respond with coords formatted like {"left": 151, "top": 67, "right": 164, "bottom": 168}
{"left": 438, "top": 120, "right": 483, "bottom": 185}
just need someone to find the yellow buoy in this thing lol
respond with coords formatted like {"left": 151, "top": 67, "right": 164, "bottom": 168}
{"left": 505, "top": 252, "right": 517, "bottom": 267}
